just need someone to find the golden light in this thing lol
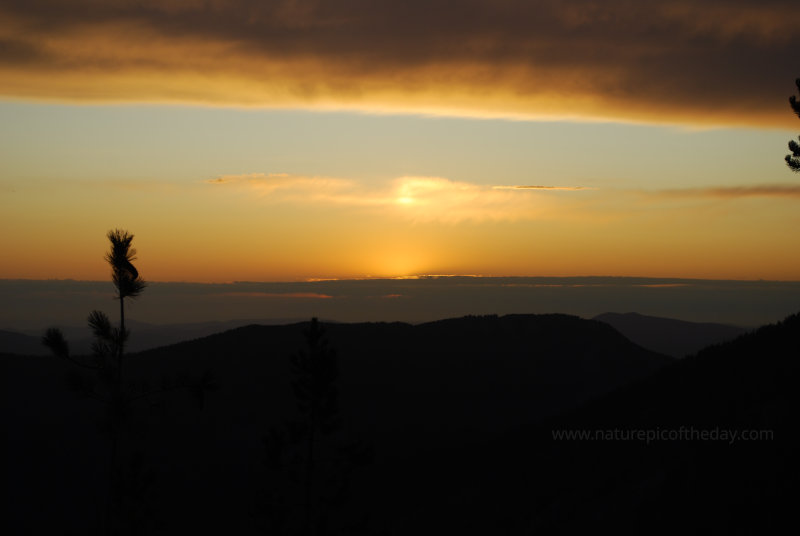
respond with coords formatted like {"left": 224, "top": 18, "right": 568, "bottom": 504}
{"left": 366, "top": 247, "right": 430, "bottom": 278}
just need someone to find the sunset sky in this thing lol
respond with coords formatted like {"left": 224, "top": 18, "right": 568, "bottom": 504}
{"left": 2, "top": 0, "right": 800, "bottom": 283}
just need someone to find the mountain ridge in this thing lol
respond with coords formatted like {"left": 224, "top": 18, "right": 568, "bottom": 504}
{"left": 5, "top": 312, "right": 671, "bottom": 534}
{"left": 448, "top": 311, "right": 800, "bottom": 533}
{"left": 594, "top": 311, "right": 748, "bottom": 357}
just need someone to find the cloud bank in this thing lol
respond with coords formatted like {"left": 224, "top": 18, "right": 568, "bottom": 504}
{"left": 1, "top": 0, "right": 798, "bottom": 126}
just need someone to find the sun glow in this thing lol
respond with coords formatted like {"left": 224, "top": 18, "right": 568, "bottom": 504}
{"left": 368, "top": 249, "right": 430, "bottom": 279}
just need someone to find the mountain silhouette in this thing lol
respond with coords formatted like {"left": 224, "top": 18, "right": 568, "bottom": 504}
{"left": 0, "top": 318, "right": 314, "bottom": 357}
{"left": 129, "top": 314, "right": 671, "bottom": 452}
{"left": 442, "top": 312, "right": 799, "bottom": 534}
{"left": 6, "top": 311, "right": 794, "bottom": 533}
{"left": 0, "top": 329, "right": 48, "bottom": 355}
{"left": 4, "top": 313, "right": 670, "bottom": 534}
{"left": 594, "top": 311, "right": 748, "bottom": 357}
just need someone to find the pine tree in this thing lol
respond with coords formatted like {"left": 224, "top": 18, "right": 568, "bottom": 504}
{"left": 43, "top": 229, "right": 214, "bottom": 535}
{"left": 258, "top": 319, "right": 372, "bottom": 535}
{"left": 786, "top": 78, "right": 800, "bottom": 172}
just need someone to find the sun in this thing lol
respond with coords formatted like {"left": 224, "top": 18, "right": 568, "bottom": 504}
{"left": 367, "top": 248, "right": 428, "bottom": 278}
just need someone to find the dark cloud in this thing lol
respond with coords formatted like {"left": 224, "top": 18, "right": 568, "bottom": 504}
{"left": 219, "top": 291, "right": 333, "bottom": 299}
{"left": 0, "top": 0, "right": 798, "bottom": 125}
{"left": 661, "top": 184, "right": 800, "bottom": 199}
{"left": 0, "top": 37, "right": 47, "bottom": 64}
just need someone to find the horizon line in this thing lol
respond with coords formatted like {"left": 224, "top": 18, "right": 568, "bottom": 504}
{"left": 3, "top": 275, "right": 800, "bottom": 285}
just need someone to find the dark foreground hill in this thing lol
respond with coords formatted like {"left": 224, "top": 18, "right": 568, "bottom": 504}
{"left": 0, "top": 329, "right": 47, "bottom": 355}
{"left": 3, "top": 313, "right": 670, "bottom": 535}
{"left": 0, "top": 318, "right": 310, "bottom": 356}
{"left": 594, "top": 311, "right": 747, "bottom": 357}
{"left": 444, "top": 312, "right": 799, "bottom": 534}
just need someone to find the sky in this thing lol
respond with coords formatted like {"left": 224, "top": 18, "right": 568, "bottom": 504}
{"left": 1, "top": 0, "right": 800, "bottom": 285}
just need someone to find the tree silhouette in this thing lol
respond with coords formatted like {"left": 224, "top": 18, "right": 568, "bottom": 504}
{"left": 106, "top": 229, "right": 147, "bottom": 364}
{"left": 257, "top": 318, "right": 372, "bottom": 535}
{"left": 42, "top": 229, "right": 215, "bottom": 535}
{"left": 787, "top": 78, "right": 800, "bottom": 172}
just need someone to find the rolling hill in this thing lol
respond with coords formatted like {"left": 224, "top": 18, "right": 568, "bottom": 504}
{"left": 0, "top": 329, "right": 47, "bottom": 356}
{"left": 4, "top": 313, "right": 671, "bottom": 534}
{"left": 442, "top": 312, "right": 799, "bottom": 534}
{"left": 593, "top": 311, "right": 747, "bottom": 357}
{"left": 6, "top": 310, "right": 795, "bottom": 532}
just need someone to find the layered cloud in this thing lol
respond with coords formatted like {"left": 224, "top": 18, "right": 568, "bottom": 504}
{"left": 208, "top": 173, "right": 358, "bottom": 200}
{"left": 658, "top": 184, "right": 800, "bottom": 199}
{"left": 493, "top": 185, "right": 592, "bottom": 191}
{"left": 208, "top": 173, "right": 592, "bottom": 222}
{"left": 1, "top": 0, "right": 798, "bottom": 126}
{"left": 208, "top": 172, "right": 800, "bottom": 223}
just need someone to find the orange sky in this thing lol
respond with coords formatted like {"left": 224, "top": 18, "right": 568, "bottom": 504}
{"left": 1, "top": 1, "right": 799, "bottom": 282}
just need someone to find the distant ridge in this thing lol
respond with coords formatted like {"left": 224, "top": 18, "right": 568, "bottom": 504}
{"left": 594, "top": 311, "right": 747, "bottom": 357}
{"left": 0, "top": 318, "right": 315, "bottom": 356}
{"left": 127, "top": 313, "right": 673, "bottom": 451}
{"left": 0, "top": 329, "right": 46, "bottom": 356}
{"left": 4, "top": 313, "right": 671, "bottom": 534}
{"left": 5, "top": 277, "right": 799, "bottom": 328}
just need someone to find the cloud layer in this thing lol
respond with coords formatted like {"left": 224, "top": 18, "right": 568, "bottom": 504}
{"left": 660, "top": 184, "right": 800, "bottom": 199}
{"left": 208, "top": 173, "right": 592, "bottom": 222}
{"left": 1, "top": 0, "right": 798, "bottom": 126}
{"left": 208, "top": 172, "right": 800, "bottom": 225}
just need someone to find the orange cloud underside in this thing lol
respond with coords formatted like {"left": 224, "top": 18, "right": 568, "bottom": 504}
{"left": 1, "top": 61, "right": 792, "bottom": 129}
{"left": 0, "top": 1, "right": 797, "bottom": 127}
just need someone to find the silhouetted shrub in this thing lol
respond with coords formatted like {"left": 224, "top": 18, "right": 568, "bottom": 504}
{"left": 255, "top": 318, "right": 372, "bottom": 535}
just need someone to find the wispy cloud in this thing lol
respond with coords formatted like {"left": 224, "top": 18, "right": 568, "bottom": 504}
{"left": 207, "top": 172, "right": 365, "bottom": 202}
{"left": 218, "top": 292, "right": 333, "bottom": 299}
{"left": 388, "top": 176, "right": 593, "bottom": 223}
{"left": 0, "top": 1, "right": 796, "bottom": 126}
{"left": 208, "top": 173, "right": 592, "bottom": 223}
{"left": 208, "top": 172, "right": 800, "bottom": 224}
{"left": 658, "top": 184, "right": 800, "bottom": 199}
{"left": 493, "top": 185, "right": 594, "bottom": 191}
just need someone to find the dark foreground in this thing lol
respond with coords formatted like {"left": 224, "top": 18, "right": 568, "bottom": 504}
{"left": 2, "top": 313, "right": 796, "bottom": 534}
